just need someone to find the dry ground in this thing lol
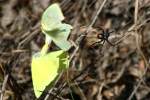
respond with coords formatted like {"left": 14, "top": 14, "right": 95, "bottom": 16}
{"left": 0, "top": 0, "right": 150, "bottom": 100}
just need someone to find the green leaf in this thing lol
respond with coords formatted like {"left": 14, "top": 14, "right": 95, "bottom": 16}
{"left": 41, "top": 3, "right": 72, "bottom": 51}
{"left": 31, "top": 50, "right": 69, "bottom": 98}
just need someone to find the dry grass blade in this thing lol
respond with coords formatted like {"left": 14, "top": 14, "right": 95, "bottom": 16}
{"left": 128, "top": 0, "right": 150, "bottom": 99}
{"left": 87, "top": 0, "right": 108, "bottom": 31}
{"left": 0, "top": 75, "right": 9, "bottom": 100}
{"left": 134, "top": 0, "right": 139, "bottom": 25}
{"left": 128, "top": 32, "right": 150, "bottom": 100}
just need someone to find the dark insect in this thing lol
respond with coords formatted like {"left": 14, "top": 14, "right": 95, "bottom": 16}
{"left": 92, "top": 28, "right": 115, "bottom": 46}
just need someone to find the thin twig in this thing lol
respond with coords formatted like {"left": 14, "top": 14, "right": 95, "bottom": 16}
{"left": 87, "top": 0, "right": 108, "bottom": 31}
{"left": 128, "top": 33, "right": 149, "bottom": 100}
{"left": 0, "top": 74, "right": 9, "bottom": 100}
{"left": 110, "top": 60, "right": 130, "bottom": 84}
{"left": 72, "top": 81, "right": 87, "bottom": 100}
{"left": 97, "top": 82, "right": 104, "bottom": 100}
{"left": 44, "top": 72, "right": 64, "bottom": 100}
{"left": 47, "top": 92, "right": 69, "bottom": 100}
{"left": 134, "top": 0, "right": 139, "bottom": 25}
{"left": 18, "top": 22, "right": 40, "bottom": 48}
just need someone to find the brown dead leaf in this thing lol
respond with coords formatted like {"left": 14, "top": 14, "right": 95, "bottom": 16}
{"left": 139, "top": 60, "right": 145, "bottom": 71}
{"left": 1, "top": 0, "right": 17, "bottom": 29}
{"left": 38, "top": 0, "right": 50, "bottom": 9}
{"left": 128, "top": 65, "right": 143, "bottom": 78}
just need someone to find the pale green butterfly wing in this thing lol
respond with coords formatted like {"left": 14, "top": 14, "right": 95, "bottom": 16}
{"left": 44, "top": 24, "right": 72, "bottom": 51}
{"left": 41, "top": 3, "right": 64, "bottom": 32}
{"left": 31, "top": 50, "right": 64, "bottom": 98}
{"left": 41, "top": 3, "right": 72, "bottom": 51}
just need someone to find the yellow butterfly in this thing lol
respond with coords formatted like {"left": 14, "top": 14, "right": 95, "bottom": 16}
{"left": 31, "top": 50, "right": 68, "bottom": 98}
